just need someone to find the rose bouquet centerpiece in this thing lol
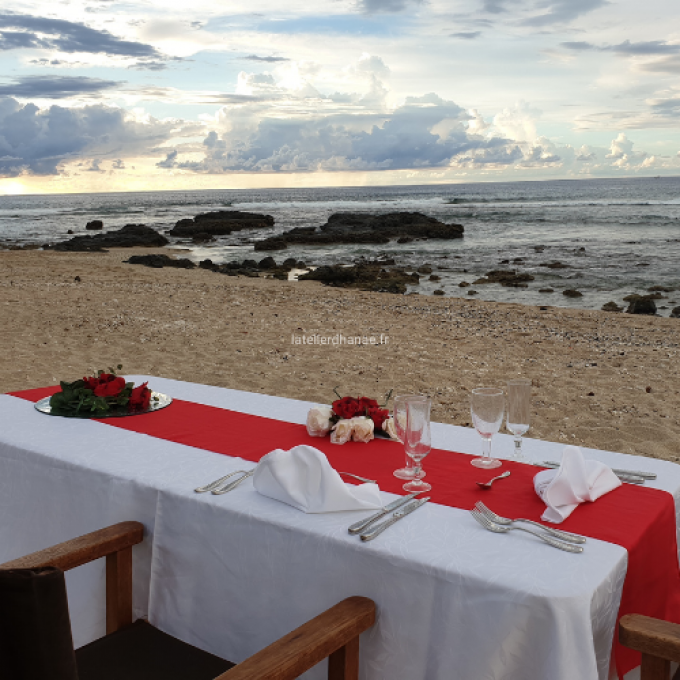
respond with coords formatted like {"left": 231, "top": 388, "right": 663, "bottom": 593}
{"left": 49, "top": 365, "right": 155, "bottom": 416}
{"left": 306, "top": 388, "right": 398, "bottom": 444}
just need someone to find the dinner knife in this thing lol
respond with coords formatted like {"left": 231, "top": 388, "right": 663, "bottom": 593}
{"left": 534, "top": 461, "right": 647, "bottom": 484}
{"left": 360, "top": 498, "right": 430, "bottom": 542}
{"left": 348, "top": 492, "right": 419, "bottom": 535}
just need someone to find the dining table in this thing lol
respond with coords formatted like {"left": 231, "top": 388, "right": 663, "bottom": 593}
{"left": 1, "top": 375, "right": 680, "bottom": 680}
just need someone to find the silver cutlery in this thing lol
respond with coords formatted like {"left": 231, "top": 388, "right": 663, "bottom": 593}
{"left": 534, "top": 461, "right": 647, "bottom": 484}
{"left": 348, "top": 493, "right": 419, "bottom": 535}
{"left": 470, "top": 509, "right": 583, "bottom": 553}
{"left": 195, "top": 470, "right": 247, "bottom": 493}
{"left": 476, "top": 470, "right": 511, "bottom": 489}
{"left": 360, "top": 498, "right": 429, "bottom": 542}
{"left": 211, "top": 469, "right": 255, "bottom": 495}
{"left": 339, "top": 471, "right": 377, "bottom": 484}
{"left": 474, "top": 502, "right": 586, "bottom": 544}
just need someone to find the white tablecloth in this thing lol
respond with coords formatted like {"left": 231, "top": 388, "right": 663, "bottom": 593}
{"left": 1, "top": 376, "right": 679, "bottom": 680}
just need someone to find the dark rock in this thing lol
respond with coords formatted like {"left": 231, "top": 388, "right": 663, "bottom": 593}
{"left": 433, "top": 289, "right": 445, "bottom": 296}
{"left": 649, "top": 285, "right": 674, "bottom": 292}
{"left": 417, "top": 265, "right": 433, "bottom": 274}
{"left": 512, "top": 258, "right": 525, "bottom": 263}
{"left": 563, "top": 289, "right": 582, "bottom": 298}
{"left": 459, "top": 281, "right": 470, "bottom": 287}
{"left": 86, "top": 220, "right": 103, "bottom": 230}
{"left": 429, "top": 275, "right": 441, "bottom": 282}
{"left": 272, "top": 270, "right": 288, "bottom": 280}
{"left": 540, "top": 261, "right": 569, "bottom": 269}
{"left": 191, "top": 233, "right": 215, "bottom": 244}
{"left": 602, "top": 301, "right": 623, "bottom": 312}
{"left": 282, "top": 258, "right": 298, "bottom": 268}
{"left": 242, "top": 259, "right": 258, "bottom": 269}
{"left": 258, "top": 256, "right": 277, "bottom": 270}
{"left": 67, "top": 229, "right": 74, "bottom": 234}
{"left": 670, "top": 307, "right": 680, "bottom": 318}
{"left": 627, "top": 297, "right": 657, "bottom": 315}
{"left": 397, "top": 237, "right": 414, "bottom": 244}
{"left": 299, "top": 262, "right": 418, "bottom": 295}
{"left": 127, "top": 254, "right": 195, "bottom": 269}
{"left": 499, "top": 259, "right": 510, "bottom": 264}
{"left": 254, "top": 212, "right": 463, "bottom": 250}
{"left": 74, "top": 276, "right": 81, "bottom": 282}
{"left": 52, "top": 224, "right": 169, "bottom": 252}
{"left": 473, "top": 270, "right": 535, "bottom": 287}
{"left": 538, "top": 288, "right": 554, "bottom": 293}
{"left": 199, "top": 259, "right": 214, "bottom": 270}
{"left": 296, "top": 261, "right": 307, "bottom": 269}
{"left": 467, "top": 290, "right": 478, "bottom": 295}
{"left": 533, "top": 245, "right": 545, "bottom": 252}
{"left": 169, "top": 211, "right": 274, "bottom": 237}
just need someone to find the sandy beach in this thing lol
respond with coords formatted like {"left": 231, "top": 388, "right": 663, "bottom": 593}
{"left": 1, "top": 247, "right": 678, "bottom": 461}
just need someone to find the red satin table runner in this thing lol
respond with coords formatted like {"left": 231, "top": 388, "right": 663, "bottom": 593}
{"left": 11, "top": 386, "right": 680, "bottom": 675}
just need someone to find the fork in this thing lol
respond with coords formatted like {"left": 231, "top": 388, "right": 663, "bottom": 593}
{"left": 474, "top": 502, "right": 586, "bottom": 544}
{"left": 470, "top": 509, "right": 583, "bottom": 553}
{"left": 195, "top": 470, "right": 246, "bottom": 493}
{"left": 211, "top": 469, "right": 255, "bottom": 495}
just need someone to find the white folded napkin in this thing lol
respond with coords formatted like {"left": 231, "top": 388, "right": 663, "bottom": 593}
{"left": 253, "top": 444, "right": 383, "bottom": 513}
{"left": 533, "top": 445, "right": 621, "bottom": 523}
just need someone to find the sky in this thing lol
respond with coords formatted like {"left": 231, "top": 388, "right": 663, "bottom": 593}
{"left": 0, "top": 0, "right": 679, "bottom": 194}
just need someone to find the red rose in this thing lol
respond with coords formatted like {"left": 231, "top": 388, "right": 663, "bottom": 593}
{"left": 332, "top": 396, "right": 361, "bottom": 420}
{"left": 129, "top": 382, "right": 151, "bottom": 410}
{"left": 367, "top": 406, "right": 389, "bottom": 429}
{"left": 358, "top": 397, "right": 379, "bottom": 413}
{"left": 93, "top": 376, "right": 126, "bottom": 398}
{"left": 82, "top": 376, "right": 99, "bottom": 391}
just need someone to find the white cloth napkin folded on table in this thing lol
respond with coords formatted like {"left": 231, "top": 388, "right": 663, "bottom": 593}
{"left": 533, "top": 445, "right": 621, "bottom": 523}
{"left": 253, "top": 444, "right": 383, "bottom": 513}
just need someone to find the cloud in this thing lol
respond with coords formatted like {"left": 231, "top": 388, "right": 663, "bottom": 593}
{"left": 0, "top": 97, "right": 184, "bottom": 177}
{"left": 0, "top": 76, "right": 121, "bottom": 99}
{"left": 244, "top": 55, "right": 290, "bottom": 63}
{"left": 522, "top": 0, "right": 607, "bottom": 26}
{"left": 359, "top": 0, "right": 423, "bottom": 13}
{"left": 561, "top": 39, "right": 680, "bottom": 56}
{"left": 640, "top": 55, "right": 680, "bottom": 74}
{"left": 86, "top": 158, "right": 104, "bottom": 172}
{"left": 450, "top": 31, "right": 482, "bottom": 39}
{"left": 0, "top": 14, "right": 162, "bottom": 60}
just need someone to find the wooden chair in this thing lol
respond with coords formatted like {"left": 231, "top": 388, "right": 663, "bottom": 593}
{"left": 619, "top": 614, "right": 680, "bottom": 680}
{"left": 0, "top": 521, "right": 376, "bottom": 680}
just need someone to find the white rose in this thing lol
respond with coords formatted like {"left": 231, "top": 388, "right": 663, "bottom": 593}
{"left": 330, "top": 418, "right": 354, "bottom": 445}
{"left": 351, "top": 417, "right": 374, "bottom": 443}
{"left": 382, "top": 417, "right": 399, "bottom": 441}
{"left": 306, "top": 406, "right": 334, "bottom": 437}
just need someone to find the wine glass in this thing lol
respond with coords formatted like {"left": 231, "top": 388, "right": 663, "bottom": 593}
{"left": 507, "top": 379, "right": 531, "bottom": 461}
{"left": 392, "top": 395, "right": 427, "bottom": 480}
{"left": 403, "top": 397, "right": 432, "bottom": 493}
{"left": 470, "top": 388, "right": 504, "bottom": 469}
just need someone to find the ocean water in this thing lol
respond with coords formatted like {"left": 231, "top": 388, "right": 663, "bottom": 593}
{"left": 1, "top": 177, "right": 679, "bottom": 315}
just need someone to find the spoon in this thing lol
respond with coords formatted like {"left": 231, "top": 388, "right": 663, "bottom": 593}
{"left": 476, "top": 470, "right": 511, "bottom": 489}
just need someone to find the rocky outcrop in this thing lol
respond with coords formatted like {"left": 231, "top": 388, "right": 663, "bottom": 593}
{"left": 86, "top": 220, "right": 103, "bottom": 230}
{"left": 299, "top": 262, "right": 419, "bottom": 295}
{"left": 127, "top": 254, "right": 195, "bottom": 269}
{"left": 563, "top": 289, "right": 583, "bottom": 298}
{"left": 253, "top": 212, "right": 463, "bottom": 251}
{"left": 169, "top": 211, "right": 274, "bottom": 238}
{"left": 51, "top": 224, "right": 169, "bottom": 252}
{"left": 627, "top": 297, "right": 657, "bottom": 315}
{"left": 602, "top": 301, "right": 623, "bottom": 312}
{"left": 472, "top": 270, "right": 535, "bottom": 288}
{"left": 671, "top": 307, "right": 680, "bottom": 318}
{"left": 540, "top": 261, "right": 569, "bottom": 269}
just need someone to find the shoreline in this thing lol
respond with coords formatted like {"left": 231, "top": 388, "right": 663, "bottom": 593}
{"left": 1, "top": 247, "right": 679, "bottom": 460}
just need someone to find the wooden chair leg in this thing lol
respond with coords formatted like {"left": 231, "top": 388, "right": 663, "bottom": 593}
{"left": 641, "top": 653, "right": 671, "bottom": 680}
{"left": 106, "top": 546, "right": 133, "bottom": 633}
{"left": 328, "top": 636, "right": 360, "bottom": 680}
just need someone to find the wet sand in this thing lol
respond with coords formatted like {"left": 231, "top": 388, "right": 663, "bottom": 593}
{"left": 1, "top": 248, "right": 678, "bottom": 460}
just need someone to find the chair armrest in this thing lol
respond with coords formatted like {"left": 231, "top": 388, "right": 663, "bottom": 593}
{"left": 0, "top": 521, "right": 144, "bottom": 571}
{"left": 620, "top": 614, "right": 680, "bottom": 662}
{"left": 217, "top": 596, "right": 376, "bottom": 680}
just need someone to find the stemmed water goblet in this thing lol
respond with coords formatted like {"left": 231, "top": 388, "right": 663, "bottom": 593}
{"left": 506, "top": 379, "right": 531, "bottom": 461}
{"left": 470, "top": 387, "right": 505, "bottom": 469}
{"left": 392, "top": 395, "right": 427, "bottom": 480}
{"left": 402, "top": 397, "right": 432, "bottom": 493}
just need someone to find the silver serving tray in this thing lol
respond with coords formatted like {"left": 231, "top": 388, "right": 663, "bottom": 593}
{"left": 34, "top": 392, "right": 172, "bottom": 418}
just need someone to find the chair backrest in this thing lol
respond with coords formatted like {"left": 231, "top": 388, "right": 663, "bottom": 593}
{"left": 0, "top": 567, "right": 79, "bottom": 680}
